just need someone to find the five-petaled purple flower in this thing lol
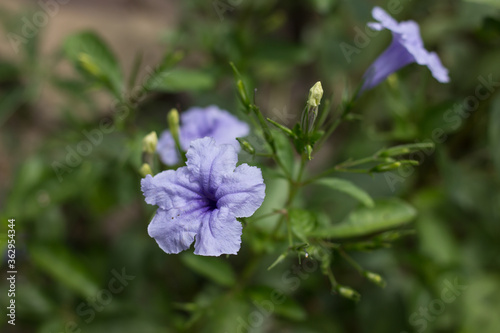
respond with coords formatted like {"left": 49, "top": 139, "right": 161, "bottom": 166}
{"left": 157, "top": 105, "right": 250, "bottom": 166}
{"left": 360, "top": 7, "right": 449, "bottom": 93}
{"left": 142, "top": 137, "right": 266, "bottom": 256}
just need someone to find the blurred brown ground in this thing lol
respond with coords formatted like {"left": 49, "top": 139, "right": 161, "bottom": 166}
{"left": 0, "top": 0, "right": 178, "bottom": 201}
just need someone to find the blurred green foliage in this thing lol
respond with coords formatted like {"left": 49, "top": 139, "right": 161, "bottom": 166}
{"left": 1, "top": 0, "right": 500, "bottom": 332}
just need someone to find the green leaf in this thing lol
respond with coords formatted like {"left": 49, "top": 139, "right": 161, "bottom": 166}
{"left": 0, "top": 233, "right": 6, "bottom": 260}
{"left": 289, "top": 208, "right": 317, "bottom": 242}
{"left": 273, "top": 130, "right": 295, "bottom": 176}
{"left": 464, "top": 0, "right": 500, "bottom": 9}
{"left": 489, "top": 96, "right": 500, "bottom": 178}
{"left": 314, "top": 178, "right": 374, "bottom": 208}
{"left": 30, "top": 246, "right": 99, "bottom": 299}
{"left": 180, "top": 253, "right": 236, "bottom": 286}
{"left": 247, "top": 286, "right": 307, "bottom": 321}
{"left": 145, "top": 68, "right": 215, "bottom": 92}
{"left": 309, "top": 199, "right": 417, "bottom": 239}
{"left": 0, "top": 88, "right": 25, "bottom": 127}
{"left": 63, "top": 31, "right": 123, "bottom": 98}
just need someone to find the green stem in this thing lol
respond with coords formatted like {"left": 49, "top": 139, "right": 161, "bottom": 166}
{"left": 337, "top": 248, "right": 364, "bottom": 274}
{"left": 315, "top": 97, "right": 356, "bottom": 153}
{"left": 297, "top": 154, "right": 307, "bottom": 184}
{"left": 247, "top": 210, "right": 281, "bottom": 223}
{"left": 302, "top": 154, "right": 387, "bottom": 185}
{"left": 325, "top": 267, "right": 338, "bottom": 290}
{"left": 302, "top": 167, "right": 370, "bottom": 185}
{"left": 285, "top": 215, "right": 293, "bottom": 247}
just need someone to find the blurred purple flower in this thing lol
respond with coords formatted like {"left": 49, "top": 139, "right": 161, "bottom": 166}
{"left": 142, "top": 137, "right": 265, "bottom": 256}
{"left": 157, "top": 106, "right": 250, "bottom": 166}
{"left": 360, "top": 7, "right": 449, "bottom": 93}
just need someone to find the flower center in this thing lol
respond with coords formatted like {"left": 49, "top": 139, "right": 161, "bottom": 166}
{"left": 207, "top": 198, "right": 218, "bottom": 211}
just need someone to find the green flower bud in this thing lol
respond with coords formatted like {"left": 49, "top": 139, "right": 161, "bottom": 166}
{"left": 379, "top": 143, "right": 435, "bottom": 157}
{"left": 307, "top": 81, "right": 323, "bottom": 107}
{"left": 236, "top": 138, "right": 255, "bottom": 155}
{"left": 337, "top": 285, "right": 361, "bottom": 301}
{"left": 139, "top": 163, "right": 153, "bottom": 177}
{"left": 237, "top": 79, "right": 251, "bottom": 109}
{"left": 167, "top": 108, "right": 180, "bottom": 141}
{"left": 371, "top": 160, "right": 419, "bottom": 172}
{"left": 142, "top": 131, "right": 158, "bottom": 154}
{"left": 302, "top": 81, "right": 323, "bottom": 135}
{"left": 306, "top": 144, "right": 313, "bottom": 160}
{"left": 363, "top": 271, "right": 386, "bottom": 288}
{"left": 371, "top": 161, "right": 402, "bottom": 172}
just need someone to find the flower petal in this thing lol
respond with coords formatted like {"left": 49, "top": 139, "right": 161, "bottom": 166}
{"left": 215, "top": 164, "right": 266, "bottom": 218}
{"left": 207, "top": 106, "right": 250, "bottom": 151}
{"left": 157, "top": 130, "right": 180, "bottom": 166}
{"left": 194, "top": 207, "right": 242, "bottom": 256}
{"left": 424, "top": 52, "right": 450, "bottom": 83}
{"left": 371, "top": 6, "right": 399, "bottom": 31}
{"left": 141, "top": 167, "right": 204, "bottom": 211}
{"left": 186, "top": 137, "right": 238, "bottom": 196}
{"left": 181, "top": 106, "right": 250, "bottom": 152}
{"left": 148, "top": 206, "right": 206, "bottom": 254}
{"left": 360, "top": 6, "right": 449, "bottom": 94}
{"left": 360, "top": 39, "right": 415, "bottom": 93}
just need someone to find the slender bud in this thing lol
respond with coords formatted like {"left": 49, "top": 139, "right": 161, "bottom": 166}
{"left": 337, "top": 285, "right": 361, "bottom": 301}
{"left": 139, "top": 163, "right": 153, "bottom": 177}
{"left": 142, "top": 131, "right": 158, "bottom": 154}
{"left": 379, "top": 143, "right": 434, "bottom": 157}
{"left": 236, "top": 138, "right": 255, "bottom": 155}
{"left": 363, "top": 271, "right": 386, "bottom": 288}
{"left": 168, "top": 108, "right": 187, "bottom": 163}
{"left": 306, "top": 144, "right": 313, "bottom": 160}
{"left": 371, "top": 161, "right": 402, "bottom": 172}
{"left": 371, "top": 160, "right": 419, "bottom": 172}
{"left": 237, "top": 80, "right": 251, "bottom": 110}
{"left": 167, "top": 108, "right": 180, "bottom": 142}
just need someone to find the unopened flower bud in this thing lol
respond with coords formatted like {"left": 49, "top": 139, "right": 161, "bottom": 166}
{"left": 371, "top": 160, "right": 419, "bottom": 172}
{"left": 167, "top": 108, "right": 180, "bottom": 141}
{"left": 139, "top": 163, "right": 153, "bottom": 177}
{"left": 142, "top": 131, "right": 158, "bottom": 154}
{"left": 306, "top": 144, "right": 313, "bottom": 160}
{"left": 364, "top": 271, "right": 386, "bottom": 288}
{"left": 307, "top": 81, "right": 323, "bottom": 107}
{"left": 302, "top": 81, "right": 323, "bottom": 135}
{"left": 237, "top": 80, "right": 251, "bottom": 109}
{"left": 337, "top": 285, "right": 361, "bottom": 301}
{"left": 371, "top": 161, "right": 402, "bottom": 172}
{"left": 236, "top": 138, "right": 255, "bottom": 155}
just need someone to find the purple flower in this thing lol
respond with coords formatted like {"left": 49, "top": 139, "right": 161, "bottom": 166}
{"left": 360, "top": 7, "right": 449, "bottom": 93}
{"left": 142, "top": 137, "right": 266, "bottom": 256}
{"left": 157, "top": 105, "right": 250, "bottom": 166}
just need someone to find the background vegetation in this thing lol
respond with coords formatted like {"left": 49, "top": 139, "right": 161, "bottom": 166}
{"left": 1, "top": 0, "right": 499, "bottom": 332}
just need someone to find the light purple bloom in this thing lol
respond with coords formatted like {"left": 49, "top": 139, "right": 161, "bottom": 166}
{"left": 142, "top": 137, "right": 265, "bottom": 256}
{"left": 360, "top": 7, "right": 449, "bottom": 93}
{"left": 157, "top": 105, "right": 250, "bottom": 166}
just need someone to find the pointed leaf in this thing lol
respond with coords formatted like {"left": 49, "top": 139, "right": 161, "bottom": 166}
{"left": 180, "top": 253, "right": 236, "bottom": 286}
{"left": 30, "top": 246, "right": 99, "bottom": 299}
{"left": 289, "top": 208, "right": 317, "bottom": 242}
{"left": 145, "top": 68, "right": 215, "bottom": 92}
{"left": 309, "top": 198, "right": 417, "bottom": 239}
{"left": 247, "top": 286, "right": 307, "bottom": 321}
{"left": 489, "top": 96, "right": 500, "bottom": 178}
{"left": 315, "top": 178, "right": 374, "bottom": 207}
{"left": 63, "top": 31, "right": 123, "bottom": 98}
